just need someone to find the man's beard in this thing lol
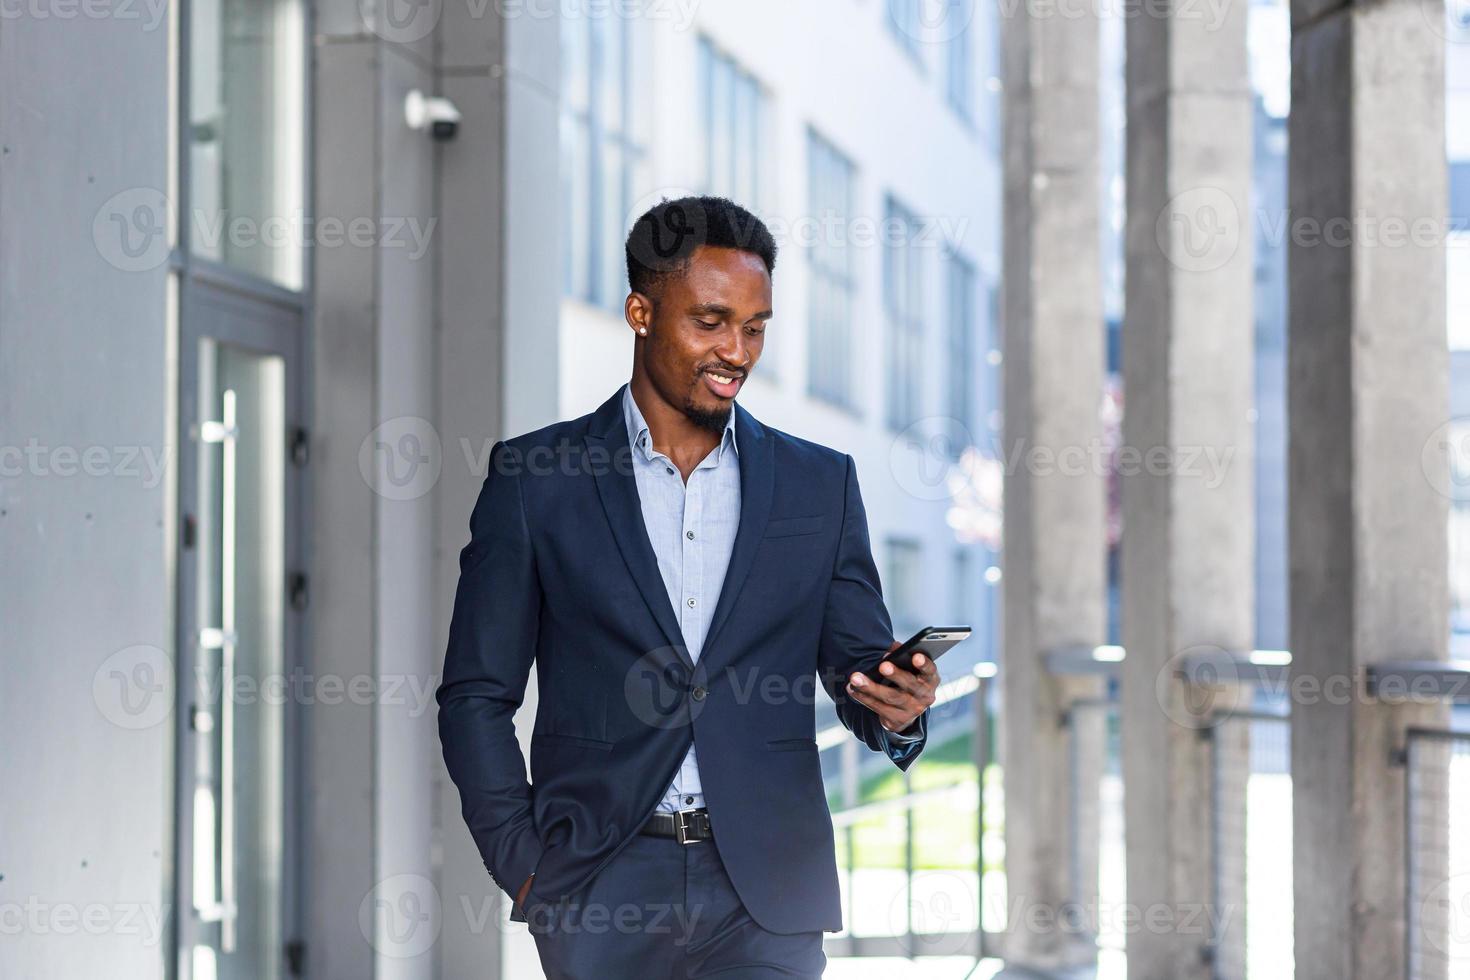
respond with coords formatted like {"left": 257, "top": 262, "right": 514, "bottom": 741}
{"left": 683, "top": 397, "right": 732, "bottom": 434}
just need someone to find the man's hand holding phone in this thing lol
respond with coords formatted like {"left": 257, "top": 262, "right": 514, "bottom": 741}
{"left": 845, "top": 639, "right": 939, "bottom": 735}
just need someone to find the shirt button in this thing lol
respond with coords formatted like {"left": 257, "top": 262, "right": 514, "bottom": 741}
{"left": 666, "top": 466, "right": 674, "bottom": 475}
{"left": 691, "top": 685, "right": 708, "bottom": 701}
{"left": 686, "top": 597, "right": 697, "bottom": 608}
{"left": 684, "top": 796, "right": 694, "bottom": 805}
{"left": 686, "top": 530, "right": 695, "bottom": 540}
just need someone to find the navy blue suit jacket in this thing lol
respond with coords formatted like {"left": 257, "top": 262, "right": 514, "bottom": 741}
{"left": 436, "top": 386, "right": 928, "bottom": 934}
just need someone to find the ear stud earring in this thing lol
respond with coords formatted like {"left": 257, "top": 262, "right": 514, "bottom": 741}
{"left": 638, "top": 328, "right": 647, "bottom": 335}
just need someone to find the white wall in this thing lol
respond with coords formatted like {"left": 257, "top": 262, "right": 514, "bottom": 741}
{"left": 0, "top": 10, "right": 174, "bottom": 980}
{"left": 560, "top": 0, "right": 1003, "bottom": 637}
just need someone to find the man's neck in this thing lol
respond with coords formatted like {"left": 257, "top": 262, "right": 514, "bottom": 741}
{"left": 628, "top": 376, "right": 724, "bottom": 474}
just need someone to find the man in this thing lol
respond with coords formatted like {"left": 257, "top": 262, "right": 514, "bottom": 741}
{"left": 437, "top": 196, "right": 940, "bottom": 979}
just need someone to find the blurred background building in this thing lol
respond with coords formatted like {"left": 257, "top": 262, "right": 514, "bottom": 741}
{"left": 2, "top": 0, "right": 1469, "bottom": 978}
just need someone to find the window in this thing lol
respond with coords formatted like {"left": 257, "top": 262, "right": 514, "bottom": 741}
{"left": 188, "top": 0, "right": 306, "bottom": 289}
{"left": 946, "top": 251, "right": 977, "bottom": 442}
{"left": 887, "top": 0, "right": 924, "bottom": 63}
{"left": 952, "top": 548, "right": 973, "bottom": 623}
{"left": 983, "top": 278, "right": 1002, "bottom": 433}
{"left": 884, "top": 197, "right": 925, "bottom": 431}
{"left": 1451, "top": 164, "right": 1470, "bottom": 350}
{"left": 807, "top": 131, "right": 857, "bottom": 409}
{"left": 945, "top": 2, "right": 974, "bottom": 120}
{"left": 1450, "top": 422, "right": 1470, "bottom": 651}
{"left": 698, "top": 38, "right": 766, "bottom": 208}
{"left": 978, "top": 0, "right": 1003, "bottom": 145}
{"left": 886, "top": 539, "right": 924, "bottom": 638}
{"left": 562, "top": 14, "right": 644, "bottom": 308}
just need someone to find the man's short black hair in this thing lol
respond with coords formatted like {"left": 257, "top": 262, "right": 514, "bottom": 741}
{"left": 625, "top": 195, "right": 778, "bottom": 299}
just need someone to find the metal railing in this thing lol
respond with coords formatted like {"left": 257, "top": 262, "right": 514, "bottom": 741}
{"left": 1375, "top": 660, "right": 1470, "bottom": 980}
{"left": 1205, "top": 708, "right": 1293, "bottom": 980}
{"left": 1405, "top": 727, "right": 1470, "bottom": 980}
{"left": 1062, "top": 696, "right": 1123, "bottom": 952}
{"left": 1048, "top": 648, "right": 1122, "bottom": 958}
{"left": 818, "top": 643, "right": 1301, "bottom": 970}
{"left": 818, "top": 645, "right": 1470, "bottom": 977}
{"left": 1049, "top": 645, "right": 1297, "bottom": 974}
{"left": 821, "top": 662, "right": 997, "bottom": 961}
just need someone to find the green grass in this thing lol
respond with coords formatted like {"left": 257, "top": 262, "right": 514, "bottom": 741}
{"left": 827, "top": 731, "right": 1005, "bottom": 872}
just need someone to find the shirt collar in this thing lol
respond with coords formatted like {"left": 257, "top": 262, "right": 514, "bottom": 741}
{"left": 622, "top": 383, "right": 739, "bottom": 465}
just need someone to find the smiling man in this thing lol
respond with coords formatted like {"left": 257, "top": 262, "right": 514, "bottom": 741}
{"left": 437, "top": 196, "right": 939, "bottom": 979}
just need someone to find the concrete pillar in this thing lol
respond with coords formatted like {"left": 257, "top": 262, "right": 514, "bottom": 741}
{"left": 312, "top": 11, "right": 441, "bottom": 980}
{"left": 1119, "top": 0, "right": 1255, "bottom": 977}
{"left": 1000, "top": 0, "right": 1106, "bottom": 968}
{"left": 1286, "top": 1, "right": 1448, "bottom": 977}
{"left": 435, "top": 6, "right": 561, "bottom": 980}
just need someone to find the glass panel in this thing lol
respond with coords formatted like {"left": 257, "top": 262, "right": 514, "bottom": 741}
{"left": 946, "top": 3, "right": 972, "bottom": 117}
{"left": 597, "top": 15, "right": 626, "bottom": 136}
{"left": 888, "top": 0, "right": 922, "bottom": 58}
{"left": 699, "top": 40, "right": 766, "bottom": 209}
{"left": 885, "top": 539, "right": 924, "bottom": 638}
{"left": 697, "top": 38, "right": 714, "bottom": 191}
{"left": 562, "top": 12, "right": 590, "bottom": 114}
{"left": 192, "top": 339, "right": 287, "bottom": 980}
{"left": 189, "top": 0, "right": 306, "bottom": 289}
{"left": 561, "top": 112, "right": 591, "bottom": 300}
{"left": 561, "top": 13, "right": 644, "bottom": 309}
{"left": 947, "top": 253, "right": 975, "bottom": 438}
{"left": 885, "top": 199, "right": 923, "bottom": 430}
{"left": 709, "top": 53, "right": 733, "bottom": 195}
{"left": 735, "top": 76, "right": 759, "bottom": 206}
{"left": 598, "top": 142, "right": 630, "bottom": 304}
{"left": 807, "top": 131, "right": 857, "bottom": 408}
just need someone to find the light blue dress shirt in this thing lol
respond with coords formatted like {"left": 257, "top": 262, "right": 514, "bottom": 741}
{"left": 623, "top": 385, "right": 741, "bottom": 813}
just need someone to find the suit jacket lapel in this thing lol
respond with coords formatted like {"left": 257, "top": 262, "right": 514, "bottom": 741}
{"left": 700, "top": 400, "right": 774, "bottom": 669}
{"left": 585, "top": 386, "right": 694, "bottom": 670}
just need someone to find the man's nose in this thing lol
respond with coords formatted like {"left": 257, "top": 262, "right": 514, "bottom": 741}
{"left": 715, "top": 332, "right": 750, "bottom": 368}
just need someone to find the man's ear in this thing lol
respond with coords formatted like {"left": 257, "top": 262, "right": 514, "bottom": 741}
{"left": 625, "top": 291, "right": 654, "bottom": 336}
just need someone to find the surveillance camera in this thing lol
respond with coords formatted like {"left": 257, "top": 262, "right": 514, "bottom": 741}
{"left": 405, "top": 90, "right": 462, "bottom": 142}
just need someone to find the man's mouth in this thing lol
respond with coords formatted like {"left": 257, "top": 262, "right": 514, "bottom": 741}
{"left": 701, "top": 368, "right": 744, "bottom": 399}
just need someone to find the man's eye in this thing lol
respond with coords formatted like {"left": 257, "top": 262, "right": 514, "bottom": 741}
{"left": 696, "top": 320, "right": 720, "bottom": 329}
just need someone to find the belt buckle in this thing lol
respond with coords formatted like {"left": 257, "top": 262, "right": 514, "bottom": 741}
{"left": 674, "top": 809, "right": 700, "bottom": 845}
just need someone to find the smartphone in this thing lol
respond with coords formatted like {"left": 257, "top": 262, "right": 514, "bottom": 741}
{"left": 866, "top": 625, "right": 972, "bottom": 684}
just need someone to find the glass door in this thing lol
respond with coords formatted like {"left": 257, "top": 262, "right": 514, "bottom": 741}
{"left": 192, "top": 340, "right": 286, "bottom": 980}
{"left": 175, "top": 278, "right": 305, "bottom": 980}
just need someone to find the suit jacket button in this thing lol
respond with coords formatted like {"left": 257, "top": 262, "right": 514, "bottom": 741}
{"left": 691, "top": 685, "right": 708, "bottom": 702}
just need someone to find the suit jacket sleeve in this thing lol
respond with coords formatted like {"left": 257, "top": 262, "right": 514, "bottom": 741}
{"left": 436, "top": 441, "right": 544, "bottom": 902}
{"left": 817, "top": 454, "right": 928, "bottom": 771}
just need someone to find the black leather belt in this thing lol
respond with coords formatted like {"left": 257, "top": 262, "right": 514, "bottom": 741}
{"left": 640, "top": 808, "right": 714, "bottom": 844}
